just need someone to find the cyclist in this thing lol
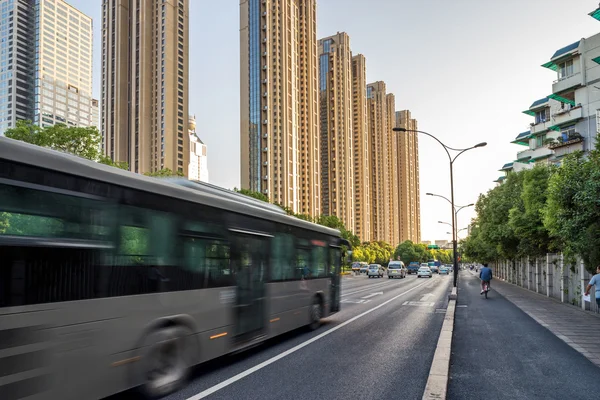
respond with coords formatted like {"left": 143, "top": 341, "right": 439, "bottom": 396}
{"left": 480, "top": 263, "right": 493, "bottom": 295}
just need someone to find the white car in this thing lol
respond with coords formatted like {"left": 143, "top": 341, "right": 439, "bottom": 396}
{"left": 417, "top": 266, "right": 432, "bottom": 278}
{"left": 367, "top": 264, "right": 384, "bottom": 278}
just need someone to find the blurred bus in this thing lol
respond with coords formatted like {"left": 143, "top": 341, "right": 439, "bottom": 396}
{"left": 0, "top": 138, "right": 350, "bottom": 399}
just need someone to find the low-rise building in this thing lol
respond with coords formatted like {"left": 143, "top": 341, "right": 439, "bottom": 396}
{"left": 497, "top": 11, "right": 600, "bottom": 183}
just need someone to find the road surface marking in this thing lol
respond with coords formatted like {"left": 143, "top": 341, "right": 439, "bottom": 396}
{"left": 340, "top": 299, "right": 371, "bottom": 304}
{"left": 420, "top": 293, "right": 434, "bottom": 301}
{"left": 361, "top": 292, "right": 383, "bottom": 299}
{"left": 402, "top": 301, "right": 435, "bottom": 307}
{"left": 186, "top": 279, "right": 431, "bottom": 400}
{"left": 340, "top": 280, "right": 392, "bottom": 297}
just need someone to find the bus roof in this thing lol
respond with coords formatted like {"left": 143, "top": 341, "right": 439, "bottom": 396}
{"left": 0, "top": 137, "right": 341, "bottom": 238}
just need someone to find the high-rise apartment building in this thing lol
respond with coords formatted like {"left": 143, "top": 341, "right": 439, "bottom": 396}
{"left": 319, "top": 32, "right": 354, "bottom": 231}
{"left": 351, "top": 54, "right": 370, "bottom": 243}
{"left": 240, "top": 0, "right": 320, "bottom": 216}
{"left": 367, "top": 81, "right": 391, "bottom": 243}
{"left": 396, "top": 110, "right": 421, "bottom": 243}
{"left": 188, "top": 115, "right": 208, "bottom": 183}
{"left": 102, "top": 0, "right": 189, "bottom": 175}
{"left": 0, "top": 0, "right": 95, "bottom": 134}
{"left": 386, "top": 93, "right": 399, "bottom": 246}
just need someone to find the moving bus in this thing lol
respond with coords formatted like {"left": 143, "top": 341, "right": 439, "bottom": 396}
{"left": 0, "top": 138, "right": 350, "bottom": 399}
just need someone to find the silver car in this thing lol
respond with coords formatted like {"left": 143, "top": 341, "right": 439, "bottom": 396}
{"left": 367, "top": 264, "right": 384, "bottom": 278}
{"left": 417, "top": 266, "right": 432, "bottom": 278}
{"left": 387, "top": 261, "right": 406, "bottom": 279}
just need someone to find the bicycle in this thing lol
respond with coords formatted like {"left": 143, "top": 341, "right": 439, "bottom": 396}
{"left": 482, "top": 281, "right": 490, "bottom": 299}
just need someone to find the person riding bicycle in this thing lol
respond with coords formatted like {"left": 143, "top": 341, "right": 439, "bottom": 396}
{"left": 480, "top": 263, "right": 493, "bottom": 295}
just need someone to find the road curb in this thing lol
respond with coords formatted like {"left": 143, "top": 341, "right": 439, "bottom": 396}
{"left": 422, "top": 286, "right": 457, "bottom": 400}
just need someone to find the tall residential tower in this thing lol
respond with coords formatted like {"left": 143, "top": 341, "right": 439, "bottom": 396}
{"left": 396, "top": 110, "right": 421, "bottom": 243}
{"left": 0, "top": 0, "right": 96, "bottom": 134}
{"left": 102, "top": 0, "right": 190, "bottom": 175}
{"left": 318, "top": 32, "right": 354, "bottom": 231}
{"left": 240, "top": 0, "right": 320, "bottom": 216}
{"left": 367, "top": 81, "right": 390, "bottom": 243}
{"left": 351, "top": 54, "right": 371, "bottom": 243}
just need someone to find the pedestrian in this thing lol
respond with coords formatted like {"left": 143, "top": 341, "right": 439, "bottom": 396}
{"left": 584, "top": 265, "right": 600, "bottom": 312}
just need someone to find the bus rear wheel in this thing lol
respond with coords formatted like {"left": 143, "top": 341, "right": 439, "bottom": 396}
{"left": 308, "top": 298, "right": 322, "bottom": 331}
{"left": 138, "top": 326, "right": 192, "bottom": 399}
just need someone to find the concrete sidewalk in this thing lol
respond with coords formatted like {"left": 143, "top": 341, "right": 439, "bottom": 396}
{"left": 480, "top": 271, "right": 600, "bottom": 368}
{"left": 448, "top": 271, "right": 600, "bottom": 400}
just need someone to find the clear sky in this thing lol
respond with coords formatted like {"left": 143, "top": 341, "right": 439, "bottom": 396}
{"left": 70, "top": 0, "right": 600, "bottom": 243}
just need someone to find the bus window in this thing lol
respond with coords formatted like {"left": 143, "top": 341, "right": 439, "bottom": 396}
{"left": 270, "top": 233, "right": 295, "bottom": 281}
{"left": 311, "top": 245, "right": 328, "bottom": 278}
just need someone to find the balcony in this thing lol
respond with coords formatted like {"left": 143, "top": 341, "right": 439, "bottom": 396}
{"left": 552, "top": 72, "right": 582, "bottom": 94}
{"left": 548, "top": 136, "right": 585, "bottom": 158}
{"left": 531, "top": 120, "right": 551, "bottom": 135}
{"left": 550, "top": 105, "right": 582, "bottom": 127}
{"left": 512, "top": 161, "right": 532, "bottom": 173}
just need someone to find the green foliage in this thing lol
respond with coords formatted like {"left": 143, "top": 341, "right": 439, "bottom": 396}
{"left": 5, "top": 120, "right": 129, "bottom": 170}
{"left": 544, "top": 146, "right": 600, "bottom": 272}
{"left": 508, "top": 166, "right": 553, "bottom": 257}
{"left": 234, "top": 187, "right": 270, "bottom": 202}
{"left": 98, "top": 155, "right": 129, "bottom": 170}
{"left": 144, "top": 168, "right": 185, "bottom": 178}
{"left": 6, "top": 120, "right": 102, "bottom": 161}
{"left": 461, "top": 144, "right": 600, "bottom": 273}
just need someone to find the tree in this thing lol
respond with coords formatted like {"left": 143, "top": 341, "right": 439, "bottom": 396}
{"left": 233, "top": 187, "right": 270, "bottom": 202}
{"left": 394, "top": 240, "right": 420, "bottom": 264}
{"left": 144, "top": 168, "right": 185, "bottom": 178}
{"left": 508, "top": 166, "right": 553, "bottom": 257}
{"left": 544, "top": 144, "right": 600, "bottom": 272}
{"left": 98, "top": 155, "right": 129, "bottom": 170}
{"left": 5, "top": 120, "right": 128, "bottom": 170}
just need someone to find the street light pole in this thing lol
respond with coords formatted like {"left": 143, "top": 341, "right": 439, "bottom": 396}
{"left": 395, "top": 127, "right": 486, "bottom": 287}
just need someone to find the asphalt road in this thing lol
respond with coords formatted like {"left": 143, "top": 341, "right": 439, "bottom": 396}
{"left": 448, "top": 271, "right": 600, "bottom": 400}
{"left": 116, "top": 272, "right": 452, "bottom": 400}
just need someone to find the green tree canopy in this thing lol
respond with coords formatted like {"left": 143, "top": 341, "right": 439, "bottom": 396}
{"left": 5, "top": 120, "right": 128, "bottom": 170}
{"left": 144, "top": 168, "right": 185, "bottom": 178}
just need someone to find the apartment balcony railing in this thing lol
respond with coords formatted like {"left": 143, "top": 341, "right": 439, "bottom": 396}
{"left": 552, "top": 72, "right": 583, "bottom": 94}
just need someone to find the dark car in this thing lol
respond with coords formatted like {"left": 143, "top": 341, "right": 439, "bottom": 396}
{"left": 407, "top": 262, "right": 420, "bottom": 274}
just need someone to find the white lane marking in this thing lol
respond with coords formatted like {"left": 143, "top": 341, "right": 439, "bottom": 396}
{"left": 340, "top": 280, "right": 392, "bottom": 297}
{"left": 361, "top": 292, "right": 383, "bottom": 299}
{"left": 340, "top": 299, "right": 371, "bottom": 304}
{"left": 186, "top": 279, "right": 431, "bottom": 400}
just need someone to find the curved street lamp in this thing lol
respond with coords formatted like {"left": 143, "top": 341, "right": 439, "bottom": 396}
{"left": 394, "top": 127, "right": 486, "bottom": 287}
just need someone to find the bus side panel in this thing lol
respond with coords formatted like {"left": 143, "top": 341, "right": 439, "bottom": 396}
{"left": 266, "top": 278, "right": 330, "bottom": 337}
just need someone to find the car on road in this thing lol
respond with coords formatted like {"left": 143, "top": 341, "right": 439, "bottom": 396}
{"left": 439, "top": 266, "right": 449, "bottom": 275}
{"left": 407, "top": 262, "right": 420, "bottom": 274}
{"left": 352, "top": 262, "right": 368, "bottom": 274}
{"left": 359, "top": 264, "right": 370, "bottom": 274}
{"left": 387, "top": 261, "right": 406, "bottom": 279}
{"left": 367, "top": 264, "right": 385, "bottom": 278}
{"left": 417, "top": 266, "right": 432, "bottom": 278}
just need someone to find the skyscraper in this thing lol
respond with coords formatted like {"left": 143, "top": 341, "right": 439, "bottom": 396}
{"left": 386, "top": 93, "right": 399, "bottom": 246}
{"left": 102, "top": 0, "right": 189, "bottom": 175}
{"left": 367, "top": 81, "right": 390, "bottom": 243}
{"left": 240, "top": 0, "right": 320, "bottom": 216}
{"left": 351, "top": 54, "right": 371, "bottom": 243}
{"left": 0, "top": 0, "right": 95, "bottom": 134}
{"left": 319, "top": 32, "right": 354, "bottom": 231}
{"left": 396, "top": 110, "right": 421, "bottom": 243}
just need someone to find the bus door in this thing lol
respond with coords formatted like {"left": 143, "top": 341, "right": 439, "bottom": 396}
{"left": 329, "top": 246, "right": 341, "bottom": 313}
{"left": 231, "top": 231, "right": 270, "bottom": 342}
